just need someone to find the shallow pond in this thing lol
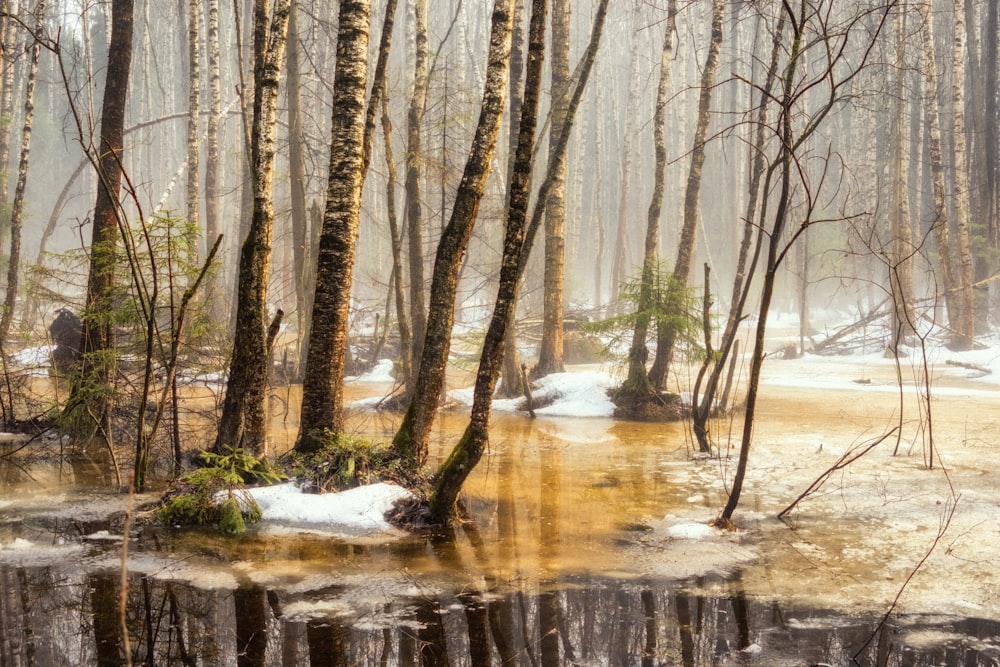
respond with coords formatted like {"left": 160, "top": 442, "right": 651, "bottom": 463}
{"left": 2, "top": 351, "right": 1000, "bottom": 666}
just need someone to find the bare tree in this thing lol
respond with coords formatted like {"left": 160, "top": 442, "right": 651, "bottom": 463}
{"left": 391, "top": 0, "right": 515, "bottom": 468}
{"left": 295, "top": 0, "right": 375, "bottom": 453}
{"left": 213, "top": 0, "right": 291, "bottom": 456}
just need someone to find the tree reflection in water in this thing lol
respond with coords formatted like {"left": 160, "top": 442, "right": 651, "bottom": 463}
{"left": 3, "top": 562, "right": 1000, "bottom": 666}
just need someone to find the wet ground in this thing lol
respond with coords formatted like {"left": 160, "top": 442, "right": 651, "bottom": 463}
{"left": 2, "top": 342, "right": 1000, "bottom": 665}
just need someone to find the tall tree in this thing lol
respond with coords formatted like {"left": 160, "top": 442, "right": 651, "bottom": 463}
{"left": 949, "top": 0, "right": 975, "bottom": 349}
{"left": 392, "top": 0, "right": 515, "bottom": 468}
{"left": 63, "top": 0, "right": 135, "bottom": 444}
{"left": 430, "top": 0, "right": 547, "bottom": 520}
{"left": 430, "top": 0, "right": 611, "bottom": 518}
{"left": 204, "top": 0, "right": 222, "bottom": 302}
{"left": 213, "top": 0, "right": 291, "bottom": 456}
{"left": 0, "top": 0, "right": 44, "bottom": 344}
{"left": 621, "top": 0, "right": 677, "bottom": 397}
{"left": 286, "top": 1, "right": 310, "bottom": 378}
{"left": 917, "top": 0, "right": 959, "bottom": 348}
{"left": 295, "top": 0, "right": 373, "bottom": 453}
{"left": 186, "top": 0, "right": 201, "bottom": 251}
{"left": 533, "top": 0, "right": 569, "bottom": 378}
{"left": 649, "top": 0, "right": 724, "bottom": 390}
{"left": 404, "top": 0, "right": 430, "bottom": 391}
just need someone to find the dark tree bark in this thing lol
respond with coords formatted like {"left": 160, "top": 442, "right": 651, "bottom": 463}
{"left": 296, "top": 0, "right": 373, "bottom": 453}
{"left": 392, "top": 0, "right": 515, "bottom": 467}
{"left": 213, "top": 0, "right": 290, "bottom": 456}
{"left": 404, "top": 0, "right": 429, "bottom": 391}
{"left": 429, "top": 0, "right": 546, "bottom": 519}
{"left": 63, "top": 0, "right": 135, "bottom": 445}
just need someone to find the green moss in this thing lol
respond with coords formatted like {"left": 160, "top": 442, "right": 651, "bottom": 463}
{"left": 286, "top": 431, "right": 411, "bottom": 493}
{"left": 155, "top": 447, "right": 284, "bottom": 535}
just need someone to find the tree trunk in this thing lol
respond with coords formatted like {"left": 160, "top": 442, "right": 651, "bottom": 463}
{"left": 431, "top": 0, "right": 612, "bottom": 516}
{"left": 404, "top": 0, "right": 429, "bottom": 391}
{"left": 204, "top": 0, "right": 222, "bottom": 306}
{"left": 0, "top": 0, "right": 43, "bottom": 345}
{"left": 63, "top": 0, "right": 135, "bottom": 445}
{"left": 286, "top": 2, "right": 309, "bottom": 380}
{"left": 496, "top": 0, "right": 527, "bottom": 399}
{"left": 392, "top": 0, "right": 515, "bottom": 468}
{"left": 649, "top": 0, "right": 724, "bottom": 390}
{"left": 430, "top": 0, "right": 545, "bottom": 520}
{"left": 295, "top": 0, "right": 373, "bottom": 454}
{"left": 889, "top": 9, "right": 915, "bottom": 353}
{"left": 533, "top": 0, "right": 569, "bottom": 378}
{"left": 950, "top": 0, "right": 975, "bottom": 349}
{"left": 622, "top": 0, "right": 676, "bottom": 397}
{"left": 186, "top": 0, "right": 201, "bottom": 256}
{"left": 213, "top": 0, "right": 290, "bottom": 456}
{"left": 918, "top": 2, "right": 958, "bottom": 347}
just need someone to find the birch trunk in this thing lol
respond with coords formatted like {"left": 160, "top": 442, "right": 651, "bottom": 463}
{"left": 950, "top": 0, "right": 975, "bottom": 348}
{"left": 429, "top": 0, "right": 545, "bottom": 520}
{"left": 918, "top": 2, "right": 958, "bottom": 344}
{"left": 649, "top": 0, "right": 723, "bottom": 390}
{"left": 296, "top": 0, "right": 372, "bottom": 453}
{"left": 186, "top": 0, "right": 201, "bottom": 250}
{"left": 404, "top": 0, "right": 429, "bottom": 389}
{"left": 213, "top": 0, "right": 291, "bottom": 455}
{"left": 622, "top": 0, "right": 676, "bottom": 396}
{"left": 0, "top": 0, "right": 42, "bottom": 345}
{"left": 392, "top": 0, "right": 514, "bottom": 467}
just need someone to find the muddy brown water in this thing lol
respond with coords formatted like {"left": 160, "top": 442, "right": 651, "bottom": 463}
{"left": 2, "top": 354, "right": 1000, "bottom": 665}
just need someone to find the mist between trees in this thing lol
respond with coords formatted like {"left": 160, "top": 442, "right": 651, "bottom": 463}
{"left": 0, "top": 0, "right": 994, "bottom": 523}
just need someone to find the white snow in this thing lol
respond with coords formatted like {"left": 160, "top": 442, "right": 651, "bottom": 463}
{"left": 665, "top": 520, "right": 718, "bottom": 540}
{"left": 240, "top": 482, "right": 411, "bottom": 536}
{"left": 347, "top": 358, "right": 395, "bottom": 383}
{"left": 450, "top": 368, "right": 618, "bottom": 418}
{"left": 9, "top": 345, "right": 54, "bottom": 371}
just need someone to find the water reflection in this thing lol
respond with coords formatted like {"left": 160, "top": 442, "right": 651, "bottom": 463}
{"left": 4, "top": 561, "right": 1000, "bottom": 666}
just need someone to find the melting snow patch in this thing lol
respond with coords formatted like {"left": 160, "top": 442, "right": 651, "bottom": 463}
{"left": 666, "top": 521, "right": 717, "bottom": 540}
{"left": 347, "top": 359, "right": 395, "bottom": 383}
{"left": 3, "top": 538, "right": 33, "bottom": 550}
{"left": 244, "top": 482, "right": 412, "bottom": 536}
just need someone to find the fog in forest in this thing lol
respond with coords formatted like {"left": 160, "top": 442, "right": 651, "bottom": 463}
{"left": 0, "top": 0, "right": 999, "bottom": 664}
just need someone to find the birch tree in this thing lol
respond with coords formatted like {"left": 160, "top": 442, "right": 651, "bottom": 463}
{"left": 213, "top": 0, "right": 290, "bottom": 456}
{"left": 295, "top": 0, "right": 377, "bottom": 453}
{"left": 392, "top": 0, "right": 515, "bottom": 468}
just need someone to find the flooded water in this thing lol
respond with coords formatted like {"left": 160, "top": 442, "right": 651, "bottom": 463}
{"left": 2, "top": 351, "right": 1000, "bottom": 666}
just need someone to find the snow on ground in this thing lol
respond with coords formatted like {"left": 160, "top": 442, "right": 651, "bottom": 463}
{"left": 346, "top": 358, "right": 395, "bottom": 383}
{"left": 241, "top": 482, "right": 411, "bottom": 538}
{"left": 450, "top": 368, "right": 618, "bottom": 418}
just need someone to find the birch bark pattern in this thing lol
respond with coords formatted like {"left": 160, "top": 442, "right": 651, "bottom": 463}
{"left": 392, "top": 0, "right": 514, "bottom": 467}
{"left": 0, "top": 0, "right": 44, "bottom": 344}
{"left": 430, "top": 0, "right": 546, "bottom": 520}
{"left": 950, "top": 0, "right": 975, "bottom": 348}
{"left": 213, "top": 0, "right": 290, "bottom": 455}
{"left": 917, "top": 2, "right": 958, "bottom": 345}
{"left": 296, "top": 0, "right": 372, "bottom": 452}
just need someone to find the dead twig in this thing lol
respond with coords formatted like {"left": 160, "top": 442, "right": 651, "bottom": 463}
{"left": 778, "top": 427, "right": 898, "bottom": 519}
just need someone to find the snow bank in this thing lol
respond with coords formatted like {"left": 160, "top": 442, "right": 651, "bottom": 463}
{"left": 347, "top": 359, "right": 395, "bottom": 383}
{"left": 451, "top": 369, "right": 618, "bottom": 418}
{"left": 242, "top": 482, "right": 411, "bottom": 536}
